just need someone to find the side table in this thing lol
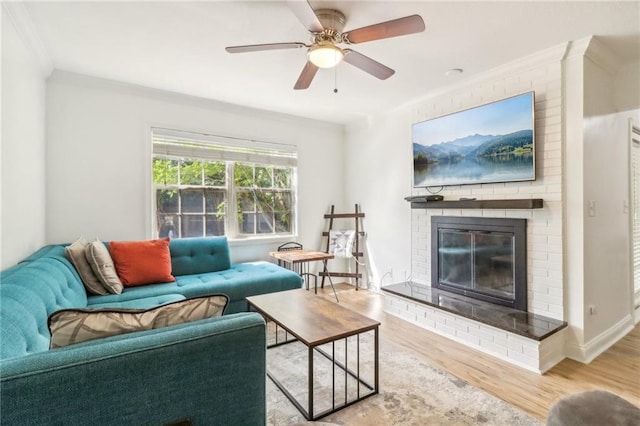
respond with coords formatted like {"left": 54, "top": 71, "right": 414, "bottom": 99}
{"left": 269, "top": 249, "right": 339, "bottom": 302}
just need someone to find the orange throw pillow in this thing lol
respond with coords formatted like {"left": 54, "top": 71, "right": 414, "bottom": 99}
{"left": 109, "top": 238, "right": 175, "bottom": 287}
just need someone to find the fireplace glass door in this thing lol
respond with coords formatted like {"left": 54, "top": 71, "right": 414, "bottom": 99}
{"left": 438, "top": 229, "right": 515, "bottom": 301}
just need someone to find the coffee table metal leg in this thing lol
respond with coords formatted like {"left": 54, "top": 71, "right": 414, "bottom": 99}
{"left": 266, "top": 328, "right": 379, "bottom": 422}
{"left": 308, "top": 345, "right": 314, "bottom": 420}
{"left": 374, "top": 326, "right": 379, "bottom": 393}
{"left": 332, "top": 342, "right": 336, "bottom": 411}
{"left": 267, "top": 370, "right": 308, "bottom": 419}
{"left": 314, "top": 345, "right": 375, "bottom": 392}
{"left": 344, "top": 338, "right": 348, "bottom": 406}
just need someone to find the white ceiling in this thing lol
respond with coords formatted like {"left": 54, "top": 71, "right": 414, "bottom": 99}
{"left": 24, "top": 1, "right": 640, "bottom": 124}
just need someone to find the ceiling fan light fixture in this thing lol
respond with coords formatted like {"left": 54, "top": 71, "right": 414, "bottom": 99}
{"left": 307, "top": 43, "right": 344, "bottom": 68}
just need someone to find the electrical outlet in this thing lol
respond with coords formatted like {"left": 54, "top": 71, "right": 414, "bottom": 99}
{"left": 588, "top": 200, "right": 596, "bottom": 217}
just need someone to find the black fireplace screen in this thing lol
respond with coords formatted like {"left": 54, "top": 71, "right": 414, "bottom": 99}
{"left": 432, "top": 216, "right": 527, "bottom": 311}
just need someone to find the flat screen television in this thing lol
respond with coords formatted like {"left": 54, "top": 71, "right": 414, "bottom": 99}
{"left": 412, "top": 92, "right": 535, "bottom": 188}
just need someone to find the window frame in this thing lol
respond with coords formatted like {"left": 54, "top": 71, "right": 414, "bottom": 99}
{"left": 153, "top": 159, "right": 228, "bottom": 239}
{"left": 151, "top": 128, "right": 297, "bottom": 242}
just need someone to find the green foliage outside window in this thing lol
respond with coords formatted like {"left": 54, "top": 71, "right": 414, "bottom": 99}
{"left": 180, "top": 161, "right": 202, "bottom": 185}
{"left": 153, "top": 159, "right": 179, "bottom": 185}
{"left": 204, "top": 163, "right": 225, "bottom": 186}
{"left": 153, "top": 158, "right": 293, "bottom": 238}
{"left": 234, "top": 163, "right": 292, "bottom": 235}
{"left": 154, "top": 158, "right": 227, "bottom": 238}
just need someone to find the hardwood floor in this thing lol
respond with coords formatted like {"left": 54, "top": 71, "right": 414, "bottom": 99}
{"left": 316, "top": 283, "right": 640, "bottom": 421}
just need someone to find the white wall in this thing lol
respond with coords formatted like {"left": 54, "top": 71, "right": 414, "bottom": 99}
{"left": 346, "top": 38, "right": 639, "bottom": 364}
{"left": 347, "top": 44, "right": 567, "bottom": 320}
{"left": 345, "top": 110, "right": 413, "bottom": 288}
{"left": 614, "top": 60, "right": 640, "bottom": 113}
{"left": 582, "top": 56, "right": 633, "bottom": 343}
{"left": 1, "top": 7, "right": 48, "bottom": 269}
{"left": 583, "top": 110, "right": 638, "bottom": 341}
{"left": 45, "top": 71, "right": 345, "bottom": 263}
{"left": 563, "top": 39, "right": 587, "bottom": 354}
{"left": 563, "top": 38, "right": 638, "bottom": 362}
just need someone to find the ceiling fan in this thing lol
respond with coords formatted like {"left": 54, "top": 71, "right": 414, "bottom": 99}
{"left": 225, "top": 0, "right": 425, "bottom": 90}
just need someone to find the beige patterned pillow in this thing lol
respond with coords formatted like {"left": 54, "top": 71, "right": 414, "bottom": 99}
{"left": 65, "top": 236, "right": 108, "bottom": 295}
{"left": 85, "top": 239, "right": 123, "bottom": 294}
{"left": 48, "top": 294, "right": 229, "bottom": 348}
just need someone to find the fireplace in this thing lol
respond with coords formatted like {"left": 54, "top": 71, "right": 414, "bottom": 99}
{"left": 431, "top": 216, "right": 527, "bottom": 311}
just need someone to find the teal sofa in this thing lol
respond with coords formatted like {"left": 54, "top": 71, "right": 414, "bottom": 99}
{"left": 0, "top": 237, "right": 302, "bottom": 425}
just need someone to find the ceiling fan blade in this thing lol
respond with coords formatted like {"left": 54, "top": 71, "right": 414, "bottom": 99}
{"left": 343, "top": 49, "right": 395, "bottom": 80}
{"left": 287, "top": 0, "right": 324, "bottom": 33}
{"left": 344, "top": 15, "right": 425, "bottom": 44}
{"left": 294, "top": 62, "right": 319, "bottom": 90}
{"left": 225, "top": 42, "right": 306, "bottom": 53}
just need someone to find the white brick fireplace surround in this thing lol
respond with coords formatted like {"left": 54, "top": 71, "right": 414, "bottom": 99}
{"left": 384, "top": 291, "right": 566, "bottom": 373}
{"left": 384, "top": 44, "right": 568, "bottom": 374}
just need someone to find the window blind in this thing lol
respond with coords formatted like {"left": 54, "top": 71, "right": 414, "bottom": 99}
{"left": 152, "top": 128, "right": 297, "bottom": 167}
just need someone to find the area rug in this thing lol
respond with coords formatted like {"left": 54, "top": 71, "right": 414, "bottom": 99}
{"left": 265, "top": 328, "right": 541, "bottom": 426}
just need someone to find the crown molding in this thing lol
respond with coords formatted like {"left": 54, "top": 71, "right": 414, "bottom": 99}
{"left": 563, "top": 35, "right": 622, "bottom": 74}
{"left": 392, "top": 42, "right": 570, "bottom": 118}
{"left": 3, "top": 1, "right": 54, "bottom": 77}
{"left": 48, "top": 70, "right": 344, "bottom": 133}
{"left": 585, "top": 36, "right": 623, "bottom": 74}
{"left": 486, "top": 41, "right": 570, "bottom": 78}
{"left": 436, "top": 42, "right": 570, "bottom": 100}
{"left": 347, "top": 42, "right": 571, "bottom": 132}
{"left": 563, "top": 36, "right": 592, "bottom": 60}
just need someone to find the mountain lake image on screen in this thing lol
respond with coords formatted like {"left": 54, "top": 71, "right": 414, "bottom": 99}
{"left": 412, "top": 92, "right": 535, "bottom": 187}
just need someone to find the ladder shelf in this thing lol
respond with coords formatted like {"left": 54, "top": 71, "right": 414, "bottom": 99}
{"left": 320, "top": 204, "right": 365, "bottom": 290}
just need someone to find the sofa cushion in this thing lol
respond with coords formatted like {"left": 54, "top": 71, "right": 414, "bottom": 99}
{"left": 170, "top": 236, "right": 231, "bottom": 276}
{"left": 86, "top": 261, "right": 302, "bottom": 313}
{"left": 0, "top": 252, "right": 89, "bottom": 359}
{"left": 65, "top": 236, "right": 108, "bottom": 295}
{"left": 174, "top": 262, "right": 302, "bottom": 300}
{"left": 1, "top": 291, "right": 50, "bottom": 359}
{"left": 85, "top": 240, "right": 123, "bottom": 294}
{"left": 11, "top": 246, "right": 90, "bottom": 309}
{"left": 109, "top": 238, "right": 175, "bottom": 287}
{"left": 88, "top": 293, "right": 186, "bottom": 310}
{"left": 48, "top": 294, "right": 229, "bottom": 348}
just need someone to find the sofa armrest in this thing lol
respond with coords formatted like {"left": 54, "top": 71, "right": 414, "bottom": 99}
{"left": 0, "top": 313, "right": 266, "bottom": 426}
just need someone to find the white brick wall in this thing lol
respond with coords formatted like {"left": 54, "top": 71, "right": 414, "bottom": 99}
{"left": 410, "top": 51, "right": 565, "bottom": 321}
{"left": 385, "top": 293, "right": 565, "bottom": 373}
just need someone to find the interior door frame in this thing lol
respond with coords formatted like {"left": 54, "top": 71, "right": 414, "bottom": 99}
{"left": 630, "top": 118, "right": 640, "bottom": 323}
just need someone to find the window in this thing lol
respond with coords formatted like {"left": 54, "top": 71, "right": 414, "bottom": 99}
{"left": 152, "top": 128, "right": 296, "bottom": 240}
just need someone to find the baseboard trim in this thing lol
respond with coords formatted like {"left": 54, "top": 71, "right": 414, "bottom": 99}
{"left": 565, "top": 314, "right": 635, "bottom": 363}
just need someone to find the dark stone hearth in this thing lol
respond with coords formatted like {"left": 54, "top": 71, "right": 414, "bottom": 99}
{"left": 382, "top": 282, "right": 567, "bottom": 341}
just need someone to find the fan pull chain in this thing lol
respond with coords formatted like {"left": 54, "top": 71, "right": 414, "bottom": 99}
{"left": 334, "top": 66, "right": 338, "bottom": 94}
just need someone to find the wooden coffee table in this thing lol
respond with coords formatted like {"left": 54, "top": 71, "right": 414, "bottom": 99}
{"left": 246, "top": 289, "right": 379, "bottom": 421}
